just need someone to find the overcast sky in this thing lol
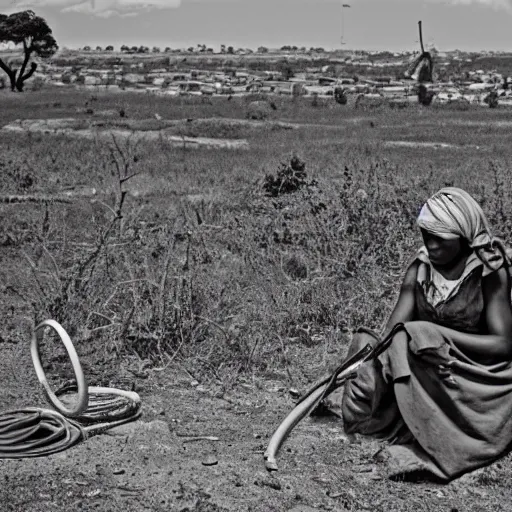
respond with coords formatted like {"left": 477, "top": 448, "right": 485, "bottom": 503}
{"left": 1, "top": 0, "right": 511, "bottom": 52}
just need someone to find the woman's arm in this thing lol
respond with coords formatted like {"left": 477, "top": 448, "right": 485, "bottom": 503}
{"left": 446, "top": 266, "right": 512, "bottom": 361}
{"left": 381, "top": 260, "right": 419, "bottom": 338}
{"left": 483, "top": 266, "right": 512, "bottom": 338}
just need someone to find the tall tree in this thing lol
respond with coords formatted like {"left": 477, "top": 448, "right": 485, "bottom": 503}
{"left": 0, "top": 10, "right": 58, "bottom": 92}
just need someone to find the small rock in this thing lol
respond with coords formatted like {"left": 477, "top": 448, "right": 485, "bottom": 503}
{"left": 95, "top": 464, "right": 108, "bottom": 477}
{"left": 289, "top": 388, "right": 300, "bottom": 399}
{"left": 372, "top": 447, "right": 390, "bottom": 462}
{"left": 202, "top": 456, "right": 218, "bottom": 467}
{"left": 355, "top": 188, "right": 368, "bottom": 201}
{"left": 253, "top": 433, "right": 261, "bottom": 439}
{"left": 113, "top": 469, "right": 125, "bottom": 475}
{"left": 254, "top": 474, "right": 281, "bottom": 491}
{"left": 354, "top": 464, "right": 374, "bottom": 473}
{"left": 346, "top": 433, "right": 362, "bottom": 444}
{"left": 190, "top": 380, "right": 199, "bottom": 387}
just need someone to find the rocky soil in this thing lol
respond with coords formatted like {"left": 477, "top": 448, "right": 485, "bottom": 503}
{"left": 1, "top": 340, "right": 512, "bottom": 512}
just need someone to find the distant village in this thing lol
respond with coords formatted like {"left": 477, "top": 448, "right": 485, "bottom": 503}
{"left": 1, "top": 45, "right": 511, "bottom": 107}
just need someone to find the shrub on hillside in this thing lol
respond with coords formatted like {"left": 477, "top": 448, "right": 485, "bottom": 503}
{"left": 484, "top": 91, "right": 499, "bottom": 108}
{"left": 30, "top": 76, "right": 45, "bottom": 91}
{"left": 263, "top": 156, "right": 314, "bottom": 197}
{"left": 334, "top": 86, "right": 348, "bottom": 105}
{"left": 246, "top": 100, "right": 276, "bottom": 120}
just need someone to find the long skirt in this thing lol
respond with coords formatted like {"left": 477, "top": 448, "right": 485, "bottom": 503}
{"left": 340, "top": 321, "right": 512, "bottom": 481}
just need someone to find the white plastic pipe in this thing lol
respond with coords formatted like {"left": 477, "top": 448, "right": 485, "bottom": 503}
{"left": 31, "top": 320, "right": 89, "bottom": 417}
{"left": 264, "top": 385, "right": 327, "bottom": 472}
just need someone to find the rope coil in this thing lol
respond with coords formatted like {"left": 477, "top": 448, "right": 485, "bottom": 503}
{"left": 0, "top": 408, "right": 84, "bottom": 458}
{"left": 0, "top": 320, "right": 142, "bottom": 459}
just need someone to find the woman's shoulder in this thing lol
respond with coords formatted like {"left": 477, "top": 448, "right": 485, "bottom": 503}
{"left": 409, "top": 246, "right": 429, "bottom": 265}
{"left": 401, "top": 258, "right": 422, "bottom": 289}
{"left": 406, "top": 247, "right": 429, "bottom": 283}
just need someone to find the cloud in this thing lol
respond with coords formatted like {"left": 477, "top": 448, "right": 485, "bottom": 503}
{"left": 5, "top": 0, "right": 182, "bottom": 17}
{"left": 427, "top": 0, "right": 512, "bottom": 10}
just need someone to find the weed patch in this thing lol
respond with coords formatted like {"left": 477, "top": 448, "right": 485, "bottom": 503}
{"left": 1, "top": 91, "right": 512, "bottom": 388}
{"left": 263, "top": 156, "right": 315, "bottom": 197}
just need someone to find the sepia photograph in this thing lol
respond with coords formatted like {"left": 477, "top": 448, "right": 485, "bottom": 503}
{"left": 1, "top": 0, "right": 512, "bottom": 510}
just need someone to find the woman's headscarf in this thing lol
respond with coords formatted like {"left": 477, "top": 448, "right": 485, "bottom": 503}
{"left": 417, "top": 187, "right": 508, "bottom": 272}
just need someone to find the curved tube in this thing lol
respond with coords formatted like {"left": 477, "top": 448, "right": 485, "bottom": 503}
{"left": 263, "top": 324, "right": 406, "bottom": 472}
{"left": 264, "top": 384, "right": 327, "bottom": 471}
{"left": 55, "top": 384, "right": 142, "bottom": 429}
{"left": 264, "top": 345, "right": 373, "bottom": 472}
{"left": 84, "top": 409, "right": 143, "bottom": 436}
{"left": 294, "top": 344, "right": 374, "bottom": 407}
{"left": 87, "top": 386, "right": 141, "bottom": 405}
{"left": 31, "top": 320, "right": 89, "bottom": 417}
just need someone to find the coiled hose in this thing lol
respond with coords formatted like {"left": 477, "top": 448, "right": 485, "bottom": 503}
{"left": 0, "top": 320, "right": 142, "bottom": 459}
{"left": 0, "top": 408, "right": 84, "bottom": 459}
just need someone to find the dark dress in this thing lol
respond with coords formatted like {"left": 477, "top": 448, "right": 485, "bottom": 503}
{"left": 340, "top": 259, "right": 489, "bottom": 440}
{"left": 340, "top": 256, "right": 512, "bottom": 480}
{"left": 414, "top": 263, "right": 486, "bottom": 335}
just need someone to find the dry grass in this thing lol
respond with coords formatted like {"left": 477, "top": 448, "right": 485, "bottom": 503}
{"left": 1, "top": 90, "right": 512, "bottom": 388}
{"left": 2, "top": 88, "right": 512, "bottom": 511}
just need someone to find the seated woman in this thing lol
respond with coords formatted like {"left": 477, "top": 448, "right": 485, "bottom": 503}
{"left": 339, "top": 187, "right": 512, "bottom": 481}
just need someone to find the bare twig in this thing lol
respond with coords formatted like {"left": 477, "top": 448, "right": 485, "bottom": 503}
{"left": 277, "top": 334, "right": 294, "bottom": 385}
{"left": 181, "top": 436, "right": 220, "bottom": 443}
{"left": 119, "top": 172, "right": 139, "bottom": 185}
{"left": 192, "top": 313, "right": 229, "bottom": 341}
{"left": 22, "top": 251, "right": 52, "bottom": 303}
{"left": 89, "top": 323, "right": 122, "bottom": 333}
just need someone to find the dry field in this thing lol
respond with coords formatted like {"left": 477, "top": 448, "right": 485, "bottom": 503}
{"left": 1, "top": 88, "right": 512, "bottom": 511}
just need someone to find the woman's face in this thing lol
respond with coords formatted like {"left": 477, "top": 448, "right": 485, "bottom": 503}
{"left": 421, "top": 229, "right": 464, "bottom": 267}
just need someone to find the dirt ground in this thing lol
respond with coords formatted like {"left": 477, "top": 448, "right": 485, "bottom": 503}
{"left": 1, "top": 118, "right": 250, "bottom": 149}
{"left": 2, "top": 98, "right": 512, "bottom": 511}
{"left": 1, "top": 338, "right": 512, "bottom": 512}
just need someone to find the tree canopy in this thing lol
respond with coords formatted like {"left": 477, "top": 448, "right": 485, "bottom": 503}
{"left": 0, "top": 10, "right": 58, "bottom": 91}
